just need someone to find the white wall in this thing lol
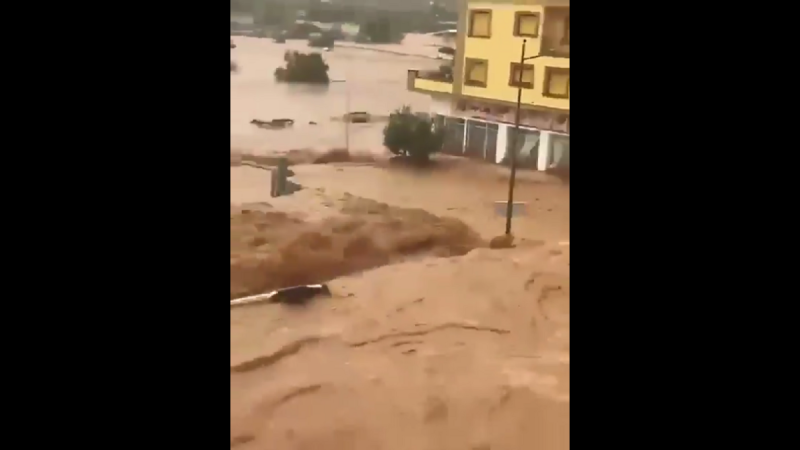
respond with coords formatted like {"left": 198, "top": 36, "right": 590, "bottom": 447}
{"left": 429, "top": 96, "right": 452, "bottom": 116}
{"left": 496, "top": 124, "right": 509, "bottom": 164}
{"left": 538, "top": 132, "right": 552, "bottom": 171}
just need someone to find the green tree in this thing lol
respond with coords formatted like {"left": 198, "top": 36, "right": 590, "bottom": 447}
{"left": 358, "top": 17, "right": 404, "bottom": 43}
{"left": 274, "top": 51, "right": 330, "bottom": 84}
{"left": 254, "top": 1, "right": 290, "bottom": 26}
{"left": 230, "top": 0, "right": 252, "bottom": 13}
{"left": 383, "top": 106, "right": 444, "bottom": 164}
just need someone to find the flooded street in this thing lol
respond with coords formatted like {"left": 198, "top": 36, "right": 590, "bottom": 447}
{"left": 230, "top": 34, "right": 569, "bottom": 450}
{"left": 230, "top": 35, "right": 443, "bottom": 154}
{"left": 229, "top": 35, "right": 568, "bottom": 245}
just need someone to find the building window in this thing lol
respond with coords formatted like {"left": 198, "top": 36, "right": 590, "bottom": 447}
{"left": 468, "top": 10, "right": 492, "bottom": 38}
{"left": 514, "top": 12, "right": 540, "bottom": 38}
{"left": 508, "top": 63, "right": 535, "bottom": 89}
{"left": 543, "top": 67, "right": 569, "bottom": 99}
{"left": 464, "top": 58, "right": 489, "bottom": 87}
{"left": 561, "top": 16, "right": 570, "bottom": 45}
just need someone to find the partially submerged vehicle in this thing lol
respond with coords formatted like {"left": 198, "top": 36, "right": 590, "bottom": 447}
{"left": 344, "top": 112, "right": 370, "bottom": 123}
{"left": 250, "top": 118, "right": 295, "bottom": 129}
{"left": 272, "top": 31, "right": 287, "bottom": 43}
{"left": 308, "top": 33, "right": 335, "bottom": 49}
{"left": 437, "top": 46, "right": 455, "bottom": 60}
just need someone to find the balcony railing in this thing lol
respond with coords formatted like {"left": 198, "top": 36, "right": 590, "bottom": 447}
{"left": 407, "top": 69, "right": 454, "bottom": 95}
{"left": 418, "top": 69, "right": 453, "bottom": 83}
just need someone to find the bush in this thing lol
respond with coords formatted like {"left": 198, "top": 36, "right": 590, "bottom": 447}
{"left": 253, "top": 1, "right": 290, "bottom": 26}
{"left": 383, "top": 106, "right": 444, "bottom": 164}
{"left": 274, "top": 51, "right": 330, "bottom": 84}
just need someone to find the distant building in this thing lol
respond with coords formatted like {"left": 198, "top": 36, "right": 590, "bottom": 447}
{"left": 336, "top": 0, "right": 454, "bottom": 13}
{"left": 230, "top": 12, "right": 257, "bottom": 35}
{"left": 230, "top": 13, "right": 255, "bottom": 26}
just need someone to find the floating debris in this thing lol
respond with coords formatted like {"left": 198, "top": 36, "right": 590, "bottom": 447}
{"left": 230, "top": 284, "right": 332, "bottom": 308}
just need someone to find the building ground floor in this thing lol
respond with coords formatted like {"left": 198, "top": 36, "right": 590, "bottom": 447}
{"left": 428, "top": 97, "right": 570, "bottom": 172}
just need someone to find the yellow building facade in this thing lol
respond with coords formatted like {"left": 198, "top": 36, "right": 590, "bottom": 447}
{"left": 408, "top": 0, "right": 570, "bottom": 171}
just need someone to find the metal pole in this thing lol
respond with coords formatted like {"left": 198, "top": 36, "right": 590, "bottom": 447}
{"left": 345, "top": 55, "right": 351, "bottom": 152}
{"left": 345, "top": 81, "right": 351, "bottom": 151}
{"left": 505, "top": 38, "right": 526, "bottom": 235}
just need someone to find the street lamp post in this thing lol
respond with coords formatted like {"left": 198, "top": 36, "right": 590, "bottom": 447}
{"left": 504, "top": 38, "right": 543, "bottom": 235}
{"left": 332, "top": 78, "right": 351, "bottom": 151}
{"left": 345, "top": 79, "right": 351, "bottom": 152}
{"left": 343, "top": 53, "right": 352, "bottom": 152}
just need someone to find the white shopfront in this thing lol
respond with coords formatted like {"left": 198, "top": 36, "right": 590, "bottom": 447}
{"left": 428, "top": 96, "right": 569, "bottom": 172}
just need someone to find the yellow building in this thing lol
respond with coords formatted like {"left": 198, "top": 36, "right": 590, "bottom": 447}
{"left": 408, "top": 0, "right": 570, "bottom": 171}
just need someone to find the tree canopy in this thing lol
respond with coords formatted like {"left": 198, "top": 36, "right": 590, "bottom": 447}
{"left": 274, "top": 51, "right": 330, "bottom": 84}
{"left": 383, "top": 106, "right": 444, "bottom": 163}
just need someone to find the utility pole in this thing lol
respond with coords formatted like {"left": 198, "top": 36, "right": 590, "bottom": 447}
{"left": 344, "top": 53, "right": 351, "bottom": 152}
{"left": 345, "top": 79, "right": 351, "bottom": 152}
{"left": 505, "top": 38, "right": 543, "bottom": 235}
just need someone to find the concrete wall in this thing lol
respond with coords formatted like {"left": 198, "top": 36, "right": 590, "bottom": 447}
{"left": 430, "top": 96, "right": 453, "bottom": 116}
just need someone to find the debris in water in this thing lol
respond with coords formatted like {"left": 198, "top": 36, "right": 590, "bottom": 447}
{"left": 269, "top": 283, "right": 332, "bottom": 305}
{"left": 489, "top": 233, "right": 515, "bottom": 249}
{"left": 251, "top": 118, "right": 295, "bottom": 130}
{"left": 230, "top": 284, "right": 332, "bottom": 308}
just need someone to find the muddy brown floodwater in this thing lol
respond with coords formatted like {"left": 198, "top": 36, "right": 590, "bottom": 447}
{"left": 231, "top": 37, "right": 569, "bottom": 450}
{"left": 231, "top": 35, "right": 442, "bottom": 154}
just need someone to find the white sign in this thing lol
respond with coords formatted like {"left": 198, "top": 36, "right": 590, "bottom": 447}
{"left": 494, "top": 201, "right": 527, "bottom": 217}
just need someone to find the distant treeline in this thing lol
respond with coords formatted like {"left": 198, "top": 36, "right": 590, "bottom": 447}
{"left": 231, "top": 0, "right": 457, "bottom": 36}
